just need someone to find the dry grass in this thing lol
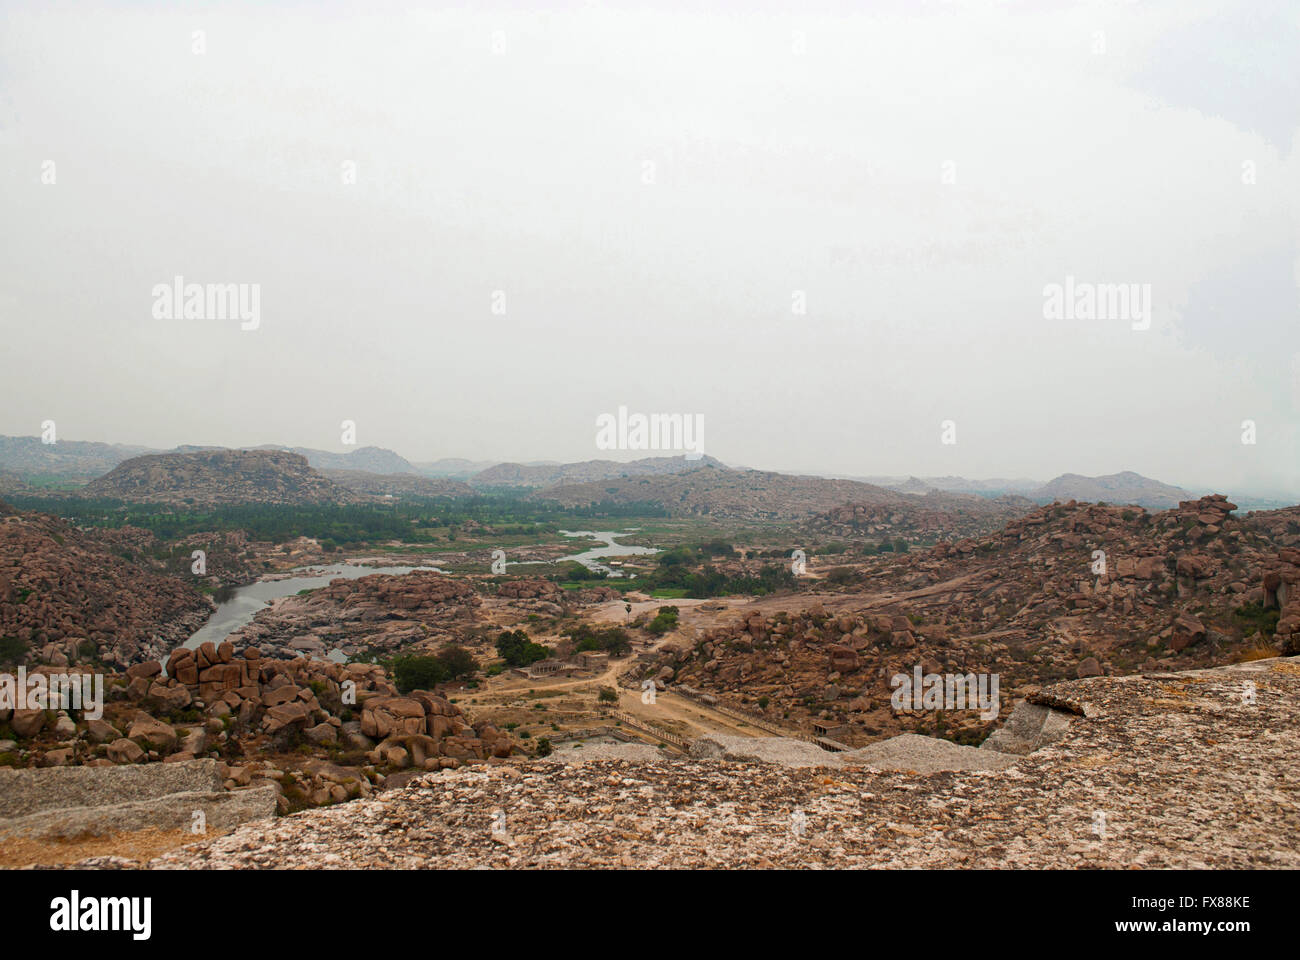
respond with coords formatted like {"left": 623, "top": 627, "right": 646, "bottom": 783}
{"left": 0, "top": 826, "right": 218, "bottom": 868}
{"left": 1234, "top": 645, "right": 1280, "bottom": 663}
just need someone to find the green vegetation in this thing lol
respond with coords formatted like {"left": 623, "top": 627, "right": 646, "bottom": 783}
{"left": 1233, "top": 601, "right": 1280, "bottom": 640}
{"left": 389, "top": 643, "right": 477, "bottom": 693}
{"left": 641, "top": 549, "right": 796, "bottom": 598}
{"left": 568, "top": 624, "right": 632, "bottom": 655}
{"left": 546, "top": 561, "right": 608, "bottom": 583}
{"left": 495, "top": 629, "right": 550, "bottom": 667}
{"left": 646, "top": 605, "right": 680, "bottom": 635}
{"left": 0, "top": 636, "right": 29, "bottom": 667}
{"left": 5, "top": 493, "right": 666, "bottom": 549}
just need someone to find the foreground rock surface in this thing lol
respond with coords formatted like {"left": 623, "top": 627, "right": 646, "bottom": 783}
{"left": 0, "top": 759, "right": 274, "bottom": 841}
{"left": 130, "top": 657, "right": 1298, "bottom": 869}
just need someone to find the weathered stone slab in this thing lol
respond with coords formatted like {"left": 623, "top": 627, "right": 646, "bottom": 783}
{"left": 980, "top": 700, "right": 1073, "bottom": 755}
{"left": 0, "top": 759, "right": 222, "bottom": 819}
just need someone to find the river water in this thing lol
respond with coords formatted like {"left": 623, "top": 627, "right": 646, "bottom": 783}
{"left": 556, "top": 529, "right": 659, "bottom": 577}
{"left": 182, "top": 530, "right": 658, "bottom": 651}
{"left": 183, "top": 563, "right": 445, "bottom": 653}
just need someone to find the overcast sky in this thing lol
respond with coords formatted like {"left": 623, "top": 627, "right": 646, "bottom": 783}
{"left": 1, "top": 0, "right": 1297, "bottom": 495}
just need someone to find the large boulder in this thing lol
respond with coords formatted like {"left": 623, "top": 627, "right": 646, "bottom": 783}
{"left": 10, "top": 709, "right": 45, "bottom": 739}
{"left": 1170, "top": 613, "right": 1207, "bottom": 652}
{"left": 106, "top": 738, "right": 145, "bottom": 764}
{"left": 127, "top": 715, "right": 178, "bottom": 752}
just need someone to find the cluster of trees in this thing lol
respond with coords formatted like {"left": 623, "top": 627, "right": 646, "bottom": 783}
{"left": 10, "top": 498, "right": 426, "bottom": 545}
{"left": 388, "top": 644, "right": 477, "bottom": 693}
{"left": 647, "top": 559, "right": 795, "bottom": 598}
{"left": 12, "top": 493, "right": 668, "bottom": 547}
{"left": 655, "top": 541, "right": 736, "bottom": 569}
{"left": 546, "top": 561, "right": 608, "bottom": 583}
{"left": 567, "top": 624, "right": 632, "bottom": 655}
{"left": 495, "top": 629, "right": 551, "bottom": 667}
{"left": 869, "top": 539, "right": 911, "bottom": 554}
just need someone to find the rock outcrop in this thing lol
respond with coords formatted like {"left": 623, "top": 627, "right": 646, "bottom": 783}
{"left": 227, "top": 570, "right": 481, "bottom": 658}
{"left": 138, "top": 657, "right": 1300, "bottom": 869}
{"left": 82, "top": 449, "right": 356, "bottom": 506}
{"left": 0, "top": 758, "right": 274, "bottom": 840}
{"left": 0, "top": 641, "right": 514, "bottom": 815}
{"left": 655, "top": 495, "right": 1297, "bottom": 745}
{"left": 0, "top": 509, "right": 211, "bottom": 666}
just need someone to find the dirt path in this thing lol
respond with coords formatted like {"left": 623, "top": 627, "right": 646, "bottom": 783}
{"left": 615, "top": 688, "right": 766, "bottom": 740}
{"left": 478, "top": 643, "right": 768, "bottom": 742}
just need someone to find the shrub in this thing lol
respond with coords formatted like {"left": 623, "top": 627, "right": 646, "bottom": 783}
{"left": 647, "top": 605, "right": 680, "bottom": 635}
{"left": 1233, "top": 602, "right": 1280, "bottom": 640}
{"left": 0, "top": 636, "right": 28, "bottom": 667}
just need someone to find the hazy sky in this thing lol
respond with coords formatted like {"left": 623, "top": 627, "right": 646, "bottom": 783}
{"left": 2, "top": 0, "right": 1297, "bottom": 495}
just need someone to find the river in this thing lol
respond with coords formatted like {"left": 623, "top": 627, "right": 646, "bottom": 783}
{"left": 182, "top": 530, "right": 658, "bottom": 652}
{"left": 183, "top": 562, "right": 445, "bottom": 654}
{"left": 555, "top": 529, "right": 659, "bottom": 577}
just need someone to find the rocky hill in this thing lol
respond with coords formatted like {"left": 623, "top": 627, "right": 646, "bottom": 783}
{"left": 0, "top": 434, "right": 154, "bottom": 479}
{"left": 0, "top": 472, "right": 30, "bottom": 496}
{"left": 321, "top": 470, "right": 474, "bottom": 499}
{"left": 473, "top": 454, "right": 725, "bottom": 489}
{"left": 135, "top": 656, "right": 1299, "bottom": 869}
{"left": 854, "top": 474, "right": 1043, "bottom": 496}
{"left": 0, "top": 642, "right": 515, "bottom": 832}
{"left": 1031, "top": 471, "right": 1192, "bottom": 509}
{"left": 533, "top": 464, "right": 1033, "bottom": 534}
{"left": 412, "top": 458, "right": 499, "bottom": 479}
{"left": 81, "top": 450, "right": 356, "bottom": 506}
{"left": 226, "top": 570, "right": 482, "bottom": 660}
{"left": 638, "top": 494, "right": 1298, "bottom": 746}
{"left": 0, "top": 508, "right": 211, "bottom": 667}
{"left": 270, "top": 445, "right": 417, "bottom": 475}
{"left": 808, "top": 492, "right": 1036, "bottom": 543}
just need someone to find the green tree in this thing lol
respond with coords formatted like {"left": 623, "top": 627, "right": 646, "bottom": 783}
{"left": 390, "top": 655, "right": 449, "bottom": 693}
{"left": 495, "top": 629, "right": 550, "bottom": 667}
{"left": 436, "top": 643, "right": 477, "bottom": 679}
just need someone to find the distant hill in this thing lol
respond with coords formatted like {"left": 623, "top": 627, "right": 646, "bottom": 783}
{"left": 254, "top": 445, "right": 417, "bottom": 475}
{"left": 0, "top": 434, "right": 156, "bottom": 479}
{"left": 1031, "top": 471, "right": 1193, "bottom": 509}
{"left": 82, "top": 450, "right": 356, "bottom": 506}
{"left": 472, "top": 454, "right": 727, "bottom": 488}
{"left": 849, "top": 474, "right": 1044, "bottom": 497}
{"left": 412, "top": 458, "right": 500, "bottom": 479}
{"left": 321, "top": 470, "right": 474, "bottom": 499}
{"left": 531, "top": 463, "right": 1034, "bottom": 536}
